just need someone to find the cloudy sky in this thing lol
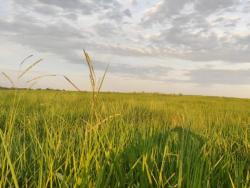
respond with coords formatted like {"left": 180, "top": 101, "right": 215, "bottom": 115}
{"left": 1, "top": 0, "right": 250, "bottom": 98}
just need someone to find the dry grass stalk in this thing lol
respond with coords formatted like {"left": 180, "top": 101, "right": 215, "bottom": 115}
{"left": 1, "top": 72, "right": 15, "bottom": 88}
{"left": 63, "top": 76, "right": 81, "bottom": 91}
{"left": 18, "top": 59, "right": 43, "bottom": 79}
{"left": 27, "top": 74, "right": 57, "bottom": 83}
{"left": 83, "top": 50, "right": 96, "bottom": 93}
{"left": 83, "top": 50, "right": 110, "bottom": 126}
{"left": 83, "top": 50, "right": 109, "bottom": 94}
{"left": 97, "top": 64, "right": 109, "bottom": 93}
{"left": 20, "top": 54, "right": 34, "bottom": 66}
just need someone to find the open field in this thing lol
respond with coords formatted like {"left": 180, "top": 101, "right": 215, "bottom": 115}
{"left": 0, "top": 89, "right": 249, "bottom": 187}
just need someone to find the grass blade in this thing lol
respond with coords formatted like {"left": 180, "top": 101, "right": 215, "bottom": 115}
{"left": 228, "top": 173, "right": 236, "bottom": 188}
{"left": 0, "top": 129, "right": 19, "bottom": 188}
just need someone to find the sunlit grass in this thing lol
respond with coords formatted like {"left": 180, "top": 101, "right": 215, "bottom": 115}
{"left": 0, "top": 90, "right": 249, "bottom": 187}
{"left": 0, "top": 51, "right": 249, "bottom": 187}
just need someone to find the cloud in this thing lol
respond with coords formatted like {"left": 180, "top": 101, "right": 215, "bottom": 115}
{"left": 13, "top": 0, "right": 123, "bottom": 20}
{"left": 0, "top": 0, "right": 143, "bottom": 65}
{"left": 94, "top": 60, "right": 250, "bottom": 86}
{"left": 2, "top": 0, "right": 249, "bottom": 65}
{"left": 1, "top": 0, "right": 250, "bottom": 86}
{"left": 93, "top": 22, "right": 119, "bottom": 37}
{"left": 142, "top": 0, "right": 237, "bottom": 25}
{"left": 186, "top": 68, "right": 250, "bottom": 85}
{"left": 24, "top": 0, "right": 120, "bottom": 12}
{"left": 123, "top": 9, "right": 132, "bottom": 17}
{"left": 1, "top": 0, "right": 250, "bottom": 97}
{"left": 140, "top": 0, "right": 250, "bottom": 63}
{"left": 0, "top": 12, "right": 151, "bottom": 66}
{"left": 129, "top": 0, "right": 137, "bottom": 6}
{"left": 93, "top": 60, "right": 173, "bottom": 81}
{"left": 102, "top": 8, "right": 132, "bottom": 23}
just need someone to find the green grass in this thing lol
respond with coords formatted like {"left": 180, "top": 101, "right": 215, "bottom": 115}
{"left": 0, "top": 89, "right": 249, "bottom": 187}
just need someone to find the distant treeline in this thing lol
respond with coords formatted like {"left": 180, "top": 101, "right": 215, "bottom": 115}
{"left": 0, "top": 86, "right": 64, "bottom": 91}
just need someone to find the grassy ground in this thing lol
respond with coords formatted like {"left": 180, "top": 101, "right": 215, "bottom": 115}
{"left": 0, "top": 89, "right": 249, "bottom": 187}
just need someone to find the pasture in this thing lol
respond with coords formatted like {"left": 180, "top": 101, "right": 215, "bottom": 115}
{"left": 0, "top": 89, "right": 249, "bottom": 187}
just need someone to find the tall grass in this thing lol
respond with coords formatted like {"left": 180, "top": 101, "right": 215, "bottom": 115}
{"left": 0, "top": 52, "right": 249, "bottom": 187}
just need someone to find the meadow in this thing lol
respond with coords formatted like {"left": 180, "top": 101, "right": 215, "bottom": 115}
{"left": 0, "top": 89, "right": 249, "bottom": 187}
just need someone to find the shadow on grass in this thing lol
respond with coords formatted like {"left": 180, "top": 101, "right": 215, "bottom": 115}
{"left": 98, "top": 126, "right": 211, "bottom": 188}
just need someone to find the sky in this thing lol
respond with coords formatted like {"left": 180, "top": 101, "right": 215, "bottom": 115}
{"left": 1, "top": 0, "right": 250, "bottom": 98}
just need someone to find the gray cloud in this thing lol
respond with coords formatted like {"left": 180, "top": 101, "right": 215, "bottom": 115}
{"left": 140, "top": 0, "right": 250, "bottom": 63}
{"left": 123, "top": 9, "right": 132, "bottom": 17}
{"left": 0, "top": 13, "right": 150, "bottom": 65}
{"left": 94, "top": 60, "right": 250, "bottom": 86}
{"left": 130, "top": 0, "right": 137, "bottom": 6}
{"left": 195, "top": 0, "right": 237, "bottom": 14}
{"left": 102, "top": 8, "right": 132, "bottom": 23}
{"left": 186, "top": 68, "right": 250, "bottom": 85}
{"left": 94, "top": 61, "right": 173, "bottom": 81}
{"left": 36, "top": 0, "right": 120, "bottom": 12}
{"left": 0, "top": 0, "right": 146, "bottom": 65}
{"left": 32, "top": 4, "right": 60, "bottom": 16}
{"left": 0, "top": 14, "right": 85, "bottom": 38}
{"left": 14, "top": 0, "right": 123, "bottom": 19}
{"left": 142, "top": 0, "right": 237, "bottom": 25}
{"left": 1, "top": 0, "right": 250, "bottom": 83}
{"left": 93, "top": 22, "right": 119, "bottom": 37}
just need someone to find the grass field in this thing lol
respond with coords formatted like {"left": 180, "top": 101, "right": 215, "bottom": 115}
{"left": 0, "top": 89, "right": 249, "bottom": 187}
